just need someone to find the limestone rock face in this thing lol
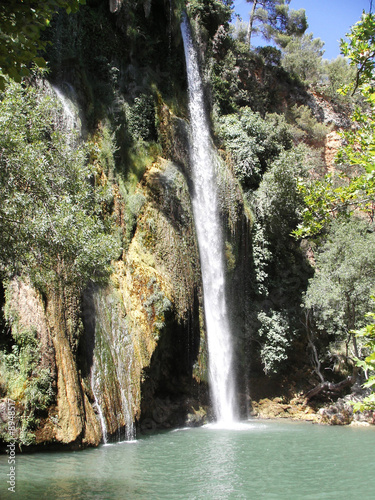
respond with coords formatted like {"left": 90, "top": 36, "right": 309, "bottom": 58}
{"left": 46, "top": 288, "right": 101, "bottom": 446}
{"left": 324, "top": 131, "right": 343, "bottom": 172}
{"left": 306, "top": 90, "right": 351, "bottom": 128}
{"left": 7, "top": 279, "right": 55, "bottom": 376}
{"left": 3, "top": 280, "right": 101, "bottom": 447}
{"left": 85, "top": 158, "right": 207, "bottom": 438}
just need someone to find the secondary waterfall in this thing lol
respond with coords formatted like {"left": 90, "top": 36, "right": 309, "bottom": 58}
{"left": 51, "top": 83, "right": 80, "bottom": 134}
{"left": 91, "top": 367, "right": 108, "bottom": 444}
{"left": 181, "top": 17, "right": 237, "bottom": 424}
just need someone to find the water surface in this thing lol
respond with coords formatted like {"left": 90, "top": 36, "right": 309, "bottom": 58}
{"left": 1, "top": 420, "right": 375, "bottom": 499}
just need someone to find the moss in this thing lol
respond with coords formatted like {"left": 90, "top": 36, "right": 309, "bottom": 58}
{"left": 225, "top": 241, "right": 236, "bottom": 273}
{"left": 188, "top": 303, "right": 207, "bottom": 384}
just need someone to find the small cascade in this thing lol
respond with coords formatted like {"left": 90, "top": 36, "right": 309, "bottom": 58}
{"left": 89, "top": 289, "right": 137, "bottom": 442}
{"left": 51, "top": 83, "right": 81, "bottom": 135}
{"left": 120, "top": 386, "right": 135, "bottom": 442}
{"left": 115, "top": 342, "right": 136, "bottom": 442}
{"left": 91, "top": 368, "right": 108, "bottom": 444}
{"left": 181, "top": 16, "right": 237, "bottom": 424}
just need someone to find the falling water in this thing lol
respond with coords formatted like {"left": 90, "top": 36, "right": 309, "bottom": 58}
{"left": 91, "top": 290, "right": 136, "bottom": 443}
{"left": 91, "top": 368, "right": 108, "bottom": 444}
{"left": 181, "top": 16, "right": 237, "bottom": 424}
{"left": 51, "top": 83, "right": 81, "bottom": 135}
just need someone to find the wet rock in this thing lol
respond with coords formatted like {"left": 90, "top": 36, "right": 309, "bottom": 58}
{"left": 185, "top": 406, "right": 207, "bottom": 427}
{"left": 319, "top": 385, "right": 375, "bottom": 426}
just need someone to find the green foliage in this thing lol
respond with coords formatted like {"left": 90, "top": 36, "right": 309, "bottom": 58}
{"left": 340, "top": 12, "right": 375, "bottom": 96}
{"left": 257, "top": 310, "right": 294, "bottom": 374}
{"left": 293, "top": 18, "right": 375, "bottom": 239}
{"left": 125, "top": 94, "right": 157, "bottom": 142}
{"left": 287, "top": 15, "right": 374, "bottom": 241}
{"left": 251, "top": 146, "right": 308, "bottom": 297}
{"left": 289, "top": 104, "right": 331, "bottom": 144}
{"left": 292, "top": 13, "right": 375, "bottom": 380}
{"left": 209, "top": 20, "right": 297, "bottom": 115}
{"left": 0, "top": 77, "right": 121, "bottom": 291}
{"left": 245, "top": 0, "right": 307, "bottom": 49}
{"left": 304, "top": 218, "right": 375, "bottom": 350}
{"left": 352, "top": 299, "right": 375, "bottom": 412}
{"left": 281, "top": 33, "right": 325, "bottom": 85}
{"left": 254, "top": 146, "right": 307, "bottom": 238}
{"left": 210, "top": 46, "right": 242, "bottom": 115}
{"left": 337, "top": 102, "right": 375, "bottom": 176}
{"left": 0, "top": 0, "right": 85, "bottom": 89}
{"left": 218, "top": 107, "right": 293, "bottom": 188}
{"left": 320, "top": 57, "right": 356, "bottom": 103}
{"left": 187, "top": 0, "right": 233, "bottom": 38}
{"left": 294, "top": 169, "right": 375, "bottom": 239}
{"left": 328, "top": 13, "right": 375, "bottom": 224}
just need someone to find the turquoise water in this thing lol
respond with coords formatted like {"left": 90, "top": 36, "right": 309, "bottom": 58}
{"left": 1, "top": 420, "right": 375, "bottom": 499}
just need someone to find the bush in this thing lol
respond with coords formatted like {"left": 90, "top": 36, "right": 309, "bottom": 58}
{"left": 258, "top": 310, "right": 295, "bottom": 374}
{"left": 289, "top": 104, "right": 330, "bottom": 144}
{"left": 0, "top": 77, "right": 121, "bottom": 291}
{"left": 281, "top": 33, "right": 325, "bottom": 85}
{"left": 126, "top": 94, "right": 157, "bottom": 142}
{"left": 304, "top": 218, "right": 375, "bottom": 358}
{"left": 218, "top": 107, "right": 293, "bottom": 189}
{"left": 187, "top": 0, "right": 233, "bottom": 38}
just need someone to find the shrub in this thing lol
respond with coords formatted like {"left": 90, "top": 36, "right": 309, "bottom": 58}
{"left": 218, "top": 107, "right": 293, "bottom": 189}
{"left": 257, "top": 310, "right": 294, "bottom": 374}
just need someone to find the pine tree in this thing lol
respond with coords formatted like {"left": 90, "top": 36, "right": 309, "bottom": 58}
{"left": 245, "top": 0, "right": 307, "bottom": 50}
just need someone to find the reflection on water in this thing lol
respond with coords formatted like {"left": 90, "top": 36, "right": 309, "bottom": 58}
{"left": 1, "top": 420, "right": 375, "bottom": 499}
{"left": 195, "top": 428, "right": 238, "bottom": 498}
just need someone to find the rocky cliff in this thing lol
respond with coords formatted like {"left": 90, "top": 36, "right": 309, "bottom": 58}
{"left": 0, "top": 0, "right": 253, "bottom": 447}
{"left": 1, "top": 0, "right": 371, "bottom": 450}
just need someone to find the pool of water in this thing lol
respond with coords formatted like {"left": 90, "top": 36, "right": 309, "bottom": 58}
{"left": 1, "top": 420, "right": 375, "bottom": 499}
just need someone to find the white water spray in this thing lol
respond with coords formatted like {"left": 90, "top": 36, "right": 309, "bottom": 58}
{"left": 51, "top": 83, "right": 81, "bottom": 135}
{"left": 91, "top": 368, "right": 108, "bottom": 444}
{"left": 181, "top": 16, "right": 237, "bottom": 424}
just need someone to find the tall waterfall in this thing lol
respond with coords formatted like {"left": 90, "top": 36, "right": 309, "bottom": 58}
{"left": 181, "top": 17, "right": 237, "bottom": 424}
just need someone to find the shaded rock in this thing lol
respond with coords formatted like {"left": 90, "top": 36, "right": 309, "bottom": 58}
{"left": 319, "top": 384, "right": 375, "bottom": 426}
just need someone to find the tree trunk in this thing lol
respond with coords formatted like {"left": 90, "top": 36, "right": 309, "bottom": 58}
{"left": 46, "top": 285, "right": 101, "bottom": 446}
{"left": 246, "top": 0, "right": 258, "bottom": 50}
{"left": 304, "top": 368, "right": 358, "bottom": 403}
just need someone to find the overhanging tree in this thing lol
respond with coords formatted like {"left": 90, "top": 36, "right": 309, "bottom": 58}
{"left": 293, "top": 13, "right": 375, "bottom": 240}
{"left": 0, "top": 0, "right": 86, "bottom": 89}
{"left": 0, "top": 76, "right": 120, "bottom": 291}
{"left": 290, "top": 13, "right": 375, "bottom": 404}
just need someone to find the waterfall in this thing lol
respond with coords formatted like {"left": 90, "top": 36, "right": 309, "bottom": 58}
{"left": 90, "top": 289, "right": 137, "bottom": 443}
{"left": 181, "top": 16, "right": 237, "bottom": 424}
{"left": 91, "top": 367, "right": 108, "bottom": 444}
{"left": 51, "top": 83, "right": 81, "bottom": 136}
